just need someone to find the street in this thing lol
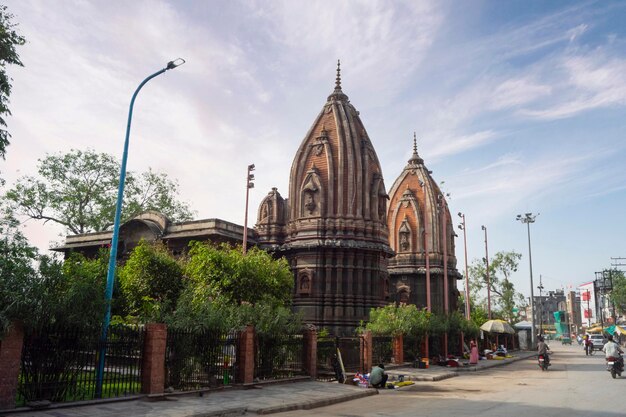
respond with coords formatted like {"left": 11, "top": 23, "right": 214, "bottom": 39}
{"left": 280, "top": 344, "right": 623, "bottom": 417}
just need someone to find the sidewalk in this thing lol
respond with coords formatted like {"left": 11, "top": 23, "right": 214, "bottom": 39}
{"left": 2, "top": 381, "right": 377, "bottom": 417}
{"left": 384, "top": 350, "right": 537, "bottom": 381}
{"left": 3, "top": 352, "right": 537, "bottom": 417}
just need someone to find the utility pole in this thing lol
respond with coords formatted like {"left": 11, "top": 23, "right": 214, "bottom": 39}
{"left": 481, "top": 225, "right": 491, "bottom": 319}
{"left": 516, "top": 212, "right": 538, "bottom": 349}
{"left": 243, "top": 164, "right": 255, "bottom": 254}
{"left": 458, "top": 212, "right": 470, "bottom": 320}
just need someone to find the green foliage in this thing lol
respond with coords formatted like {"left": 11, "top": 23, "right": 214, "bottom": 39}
{"left": 119, "top": 240, "right": 184, "bottom": 321}
{"left": 0, "top": 5, "right": 25, "bottom": 159}
{"left": 365, "top": 304, "right": 432, "bottom": 337}
{"left": 608, "top": 269, "right": 626, "bottom": 315}
{"left": 468, "top": 251, "right": 524, "bottom": 322}
{"left": 5, "top": 149, "right": 195, "bottom": 234}
{"left": 185, "top": 242, "right": 293, "bottom": 307}
{"left": 0, "top": 209, "right": 39, "bottom": 335}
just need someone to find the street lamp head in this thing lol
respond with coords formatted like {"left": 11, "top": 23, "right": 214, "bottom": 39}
{"left": 516, "top": 214, "right": 522, "bottom": 220}
{"left": 248, "top": 164, "right": 255, "bottom": 171}
{"left": 481, "top": 225, "right": 486, "bottom": 231}
{"left": 458, "top": 212, "right": 463, "bottom": 218}
{"left": 166, "top": 58, "right": 186, "bottom": 70}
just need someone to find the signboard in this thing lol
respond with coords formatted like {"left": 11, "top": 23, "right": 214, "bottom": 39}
{"left": 578, "top": 282, "right": 596, "bottom": 326}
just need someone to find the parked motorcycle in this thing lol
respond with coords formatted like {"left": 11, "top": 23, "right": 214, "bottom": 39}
{"left": 606, "top": 356, "right": 624, "bottom": 379}
{"left": 538, "top": 354, "right": 550, "bottom": 371}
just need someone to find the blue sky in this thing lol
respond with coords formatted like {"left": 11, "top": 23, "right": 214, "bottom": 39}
{"left": 2, "top": 0, "right": 626, "bottom": 300}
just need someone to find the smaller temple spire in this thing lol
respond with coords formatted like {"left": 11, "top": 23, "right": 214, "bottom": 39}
{"left": 408, "top": 132, "right": 424, "bottom": 165}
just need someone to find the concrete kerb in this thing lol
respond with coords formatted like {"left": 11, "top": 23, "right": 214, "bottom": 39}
{"left": 454, "top": 350, "right": 537, "bottom": 372}
{"left": 251, "top": 389, "right": 377, "bottom": 415}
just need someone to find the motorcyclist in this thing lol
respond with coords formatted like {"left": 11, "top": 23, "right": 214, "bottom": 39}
{"left": 602, "top": 335, "right": 624, "bottom": 371}
{"left": 537, "top": 335, "right": 551, "bottom": 366}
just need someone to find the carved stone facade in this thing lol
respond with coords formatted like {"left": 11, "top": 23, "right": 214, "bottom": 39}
{"left": 255, "top": 63, "right": 393, "bottom": 335}
{"left": 386, "top": 138, "right": 461, "bottom": 314}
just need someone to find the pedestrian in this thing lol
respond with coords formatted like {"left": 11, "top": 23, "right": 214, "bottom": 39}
{"left": 469, "top": 340, "right": 479, "bottom": 365}
{"left": 369, "top": 363, "right": 388, "bottom": 388}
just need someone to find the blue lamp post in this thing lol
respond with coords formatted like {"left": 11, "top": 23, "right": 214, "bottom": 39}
{"left": 95, "top": 58, "right": 185, "bottom": 398}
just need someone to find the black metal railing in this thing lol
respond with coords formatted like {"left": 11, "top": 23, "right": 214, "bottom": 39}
{"left": 403, "top": 334, "right": 423, "bottom": 363}
{"left": 371, "top": 336, "right": 393, "bottom": 365}
{"left": 165, "top": 328, "right": 239, "bottom": 390}
{"left": 254, "top": 333, "right": 306, "bottom": 380}
{"left": 315, "top": 336, "right": 364, "bottom": 382}
{"left": 17, "top": 324, "right": 144, "bottom": 406}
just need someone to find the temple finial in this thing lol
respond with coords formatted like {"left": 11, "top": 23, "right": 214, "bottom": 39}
{"left": 328, "top": 59, "right": 348, "bottom": 101}
{"left": 335, "top": 59, "right": 342, "bottom": 92}
{"left": 409, "top": 131, "right": 424, "bottom": 165}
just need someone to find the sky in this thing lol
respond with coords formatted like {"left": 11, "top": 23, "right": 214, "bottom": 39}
{"left": 2, "top": 0, "right": 626, "bottom": 301}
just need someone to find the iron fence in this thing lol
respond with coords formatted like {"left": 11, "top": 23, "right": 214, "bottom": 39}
{"left": 403, "top": 334, "right": 423, "bottom": 363}
{"left": 165, "top": 328, "right": 239, "bottom": 390}
{"left": 371, "top": 336, "right": 393, "bottom": 365}
{"left": 17, "top": 324, "right": 144, "bottom": 406}
{"left": 315, "top": 336, "right": 364, "bottom": 382}
{"left": 254, "top": 333, "right": 306, "bottom": 380}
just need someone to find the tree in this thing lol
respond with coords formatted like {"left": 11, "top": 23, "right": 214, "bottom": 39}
{"left": 184, "top": 242, "right": 293, "bottom": 307}
{"left": 469, "top": 251, "right": 525, "bottom": 322}
{"left": 5, "top": 149, "right": 195, "bottom": 234}
{"left": 609, "top": 269, "right": 626, "bottom": 315}
{"left": 0, "top": 5, "right": 25, "bottom": 160}
{"left": 119, "top": 240, "right": 185, "bottom": 321}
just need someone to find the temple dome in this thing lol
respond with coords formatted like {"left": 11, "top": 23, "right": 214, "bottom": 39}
{"left": 285, "top": 61, "right": 390, "bottom": 249}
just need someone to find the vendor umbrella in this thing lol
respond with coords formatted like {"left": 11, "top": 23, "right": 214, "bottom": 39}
{"left": 480, "top": 319, "right": 515, "bottom": 334}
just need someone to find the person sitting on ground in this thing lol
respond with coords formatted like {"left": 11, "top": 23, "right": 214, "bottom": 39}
{"left": 369, "top": 363, "right": 388, "bottom": 388}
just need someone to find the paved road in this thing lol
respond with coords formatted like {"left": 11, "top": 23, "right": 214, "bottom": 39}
{"left": 279, "top": 343, "right": 624, "bottom": 417}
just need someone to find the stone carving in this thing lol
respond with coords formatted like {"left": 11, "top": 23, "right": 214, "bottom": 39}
{"left": 301, "top": 167, "right": 322, "bottom": 217}
{"left": 398, "top": 217, "right": 411, "bottom": 252}
{"left": 298, "top": 268, "right": 314, "bottom": 295}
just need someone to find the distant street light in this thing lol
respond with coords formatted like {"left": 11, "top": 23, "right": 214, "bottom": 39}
{"left": 458, "top": 212, "right": 470, "bottom": 320}
{"left": 96, "top": 58, "right": 185, "bottom": 398}
{"left": 516, "top": 212, "right": 539, "bottom": 349}
{"left": 243, "top": 164, "right": 255, "bottom": 254}
{"left": 481, "top": 225, "right": 491, "bottom": 319}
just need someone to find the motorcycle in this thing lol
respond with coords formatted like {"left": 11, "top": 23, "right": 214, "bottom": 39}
{"left": 606, "top": 356, "right": 624, "bottom": 379}
{"left": 538, "top": 354, "right": 550, "bottom": 371}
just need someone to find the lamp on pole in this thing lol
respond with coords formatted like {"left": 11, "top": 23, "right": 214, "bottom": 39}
{"left": 96, "top": 58, "right": 185, "bottom": 398}
{"left": 516, "top": 212, "right": 538, "bottom": 349}
{"left": 458, "top": 212, "right": 470, "bottom": 319}
{"left": 481, "top": 225, "right": 491, "bottom": 319}
{"left": 243, "top": 164, "right": 255, "bottom": 254}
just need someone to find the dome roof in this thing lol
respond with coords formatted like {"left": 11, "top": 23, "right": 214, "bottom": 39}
{"left": 285, "top": 61, "right": 390, "bottom": 250}
{"left": 387, "top": 135, "right": 456, "bottom": 268}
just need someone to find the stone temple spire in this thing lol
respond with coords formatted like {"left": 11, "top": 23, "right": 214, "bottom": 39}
{"left": 408, "top": 132, "right": 424, "bottom": 165}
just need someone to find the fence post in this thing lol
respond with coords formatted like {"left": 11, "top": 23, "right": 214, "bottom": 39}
{"left": 237, "top": 325, "right": 255, "bottom": 384}
{"left": 142, "top": 323, "right": 167, "bottom": 395}
{"left": 303, "top": 326, "right": 317, "bottom": 379}
{"left": 0, "top": 322, "right": 24, "bottom": 409}
{"left": 362, "top": 331, "right": 372, "bottom": 372}
{"left": 392, "top": 334, "right": 404, "bottom": 365}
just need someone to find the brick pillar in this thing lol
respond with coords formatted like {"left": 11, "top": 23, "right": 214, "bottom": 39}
{"left": 142, "top": 323, "right": 167, "bottom": 395}
{"left": 303, "top": 327, "right": 317, "bottom": 378}
{"left": 237, "top": 325, "right": 255, "bottom": 384}
{"left": 362, "top": 331, "right": 372, "bottom": 372}
{"left": 392, "top": 334, "right": 404, "bottom": 365}
{"left": 0, "top": 322, "right": 24, "bottom": 409}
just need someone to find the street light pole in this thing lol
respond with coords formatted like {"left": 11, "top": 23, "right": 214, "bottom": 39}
{"left": 537, "top": 275, "right": 544, "bottom": 335}
{"left": 481, "top": 225, "right": 491, "bottom": 319}
{"left": 516, "top": 212, "right": 538, "bottom": 349}
{"left": 243, "top": 164, "right": 255, "bottom": 254}
{"left": 96, "top": 58, "right": 185, "bottom": 398}
{"left": 458, "top": 212, "right": 470, "bottom": 320}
